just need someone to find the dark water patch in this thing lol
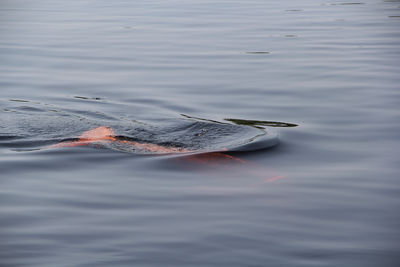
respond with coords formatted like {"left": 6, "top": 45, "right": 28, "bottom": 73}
{"left": 285, "top": 9, "right": 304, "bottom": 12}
{"left": 246, "top": 51, "right": 270, "bottom": 54}
{"left": 388, "top": 15, "right": 400, "bottom": 17}
{"left": 324, "top": 2, "right": 366, "bottom": 5}
{"left": 0, "top": 135, "right": 24, "bottom": 142}
{"left": 12, "top": 106, "right": 46, "bottom": 112}
{"left": 336, "top": 2, "right": 365, "bottom": 5}
{"left": 9, "top": 99, "right": 31, "bottom": 103}
{"left": 73, "top": 95, "right": 104, "bottom": 101}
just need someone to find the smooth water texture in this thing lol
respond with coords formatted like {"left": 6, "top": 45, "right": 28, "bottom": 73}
{"left": 1, "top": 0, "right": 400, "bottom": 266}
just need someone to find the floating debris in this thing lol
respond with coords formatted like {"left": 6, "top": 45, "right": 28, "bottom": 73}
{"left": 224, "top": 118, "right": 298, "bottom": 128}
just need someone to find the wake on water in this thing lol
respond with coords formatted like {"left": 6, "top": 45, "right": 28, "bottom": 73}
{"left": 1, "top": 99, "right": 296, "bottom": 155}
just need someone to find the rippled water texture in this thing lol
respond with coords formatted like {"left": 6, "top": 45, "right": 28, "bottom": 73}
{"left": 1, "top": 1, "right": 400, "bottom": 266}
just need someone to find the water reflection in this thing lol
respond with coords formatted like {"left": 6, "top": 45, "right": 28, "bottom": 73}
{"left": 1, "top": 0, "right": 400, "bottom": 266}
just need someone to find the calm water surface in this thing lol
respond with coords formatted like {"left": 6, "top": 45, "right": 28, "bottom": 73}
{"left": 1, "top": 0, "right": 400, "bottom": 266}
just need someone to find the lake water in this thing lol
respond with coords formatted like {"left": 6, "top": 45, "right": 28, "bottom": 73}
{"left": 1, "top": 0, "right": 400, "bottom": 266}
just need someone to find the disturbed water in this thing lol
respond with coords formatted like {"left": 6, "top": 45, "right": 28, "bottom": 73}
{"left": 1, "top": 0, "right": 400, "bottom": 266}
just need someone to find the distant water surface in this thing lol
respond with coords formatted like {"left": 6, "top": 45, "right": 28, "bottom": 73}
{"left": 1, "top": 0, "right": 400, "bottom": 266}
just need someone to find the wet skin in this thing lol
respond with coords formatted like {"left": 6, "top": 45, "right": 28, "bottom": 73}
{"left": 50, "top": 126, "right": 191, "bottom": 153}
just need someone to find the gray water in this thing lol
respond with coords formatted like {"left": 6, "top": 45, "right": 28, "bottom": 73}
{"left": 1, "top": 0, "right": 400, "bottom": 266}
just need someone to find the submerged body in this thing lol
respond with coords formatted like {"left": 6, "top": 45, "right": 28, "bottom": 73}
{"left": 49, "top": 126, "right": 284, "bottom": 181}
{"left": 49, "top": 122, "right": 279, "bottom": 156}
{"left": 49, "top": 126, "right": 277, "bottom": 168}
{"left": 50, "top": 126, "right": 191, "bottom": 154}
